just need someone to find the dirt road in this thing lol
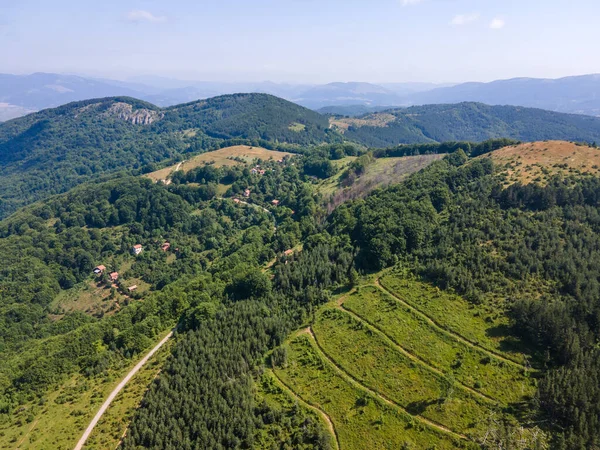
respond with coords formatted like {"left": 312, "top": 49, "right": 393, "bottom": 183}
{"left": 73, "top": 331, "right": 173, "bottom": 450}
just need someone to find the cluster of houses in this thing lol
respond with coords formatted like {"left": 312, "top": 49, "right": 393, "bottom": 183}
{"left": 234, "top": 190, "right": 280, "bottom": 207}
{"left": 92, "top": 241, "right": 172, "bottom": 294}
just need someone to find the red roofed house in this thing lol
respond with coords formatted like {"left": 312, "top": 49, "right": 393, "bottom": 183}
{"left": 284, "top": 249, "right": 293, "bottom": 256}
{"left": 161, "top": 242, "right": 171, "bottom": 252}
{"left": 133, "top": 244, "right": 143, "bottom": 255}
{"left": 109, "top": 272, "right": 119, "bottom": 282}
{"left": 243, "top": 189, "right": 251, "bottom": 198}
{"left": 233, "top": 198, "right": 241, "bottom": 204}
{"left": 93, "top": 265, "right": 106, "bottom": 275}
{"left": 271, "top": 199, "right": 280, "bottom": 206}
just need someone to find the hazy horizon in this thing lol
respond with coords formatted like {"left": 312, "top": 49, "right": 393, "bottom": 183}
{"left": 2, "top": 0, "right": 600, "bottom": 84}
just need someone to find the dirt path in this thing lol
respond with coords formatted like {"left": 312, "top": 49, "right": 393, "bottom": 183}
{"left": 14, "top": 418, "right": 39, "bottom": 449}
{"left": 374, "top": 278, "right": 527, "bottom": 370}
{"left": 270, "top": 370, "right": 340, "bottom": 450}
{"left": 73, "top": 331, "right": 174, "bottom": 450}
{"left": 337, "top": 304, "right": 498, "bottom": 404}
{"left": 305, "top": 327, "right": 469, "bottom": 441}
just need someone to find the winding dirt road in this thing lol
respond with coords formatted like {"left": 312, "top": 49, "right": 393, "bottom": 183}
{"left": 73, "top": 331, "right": 173, "bottom": 450}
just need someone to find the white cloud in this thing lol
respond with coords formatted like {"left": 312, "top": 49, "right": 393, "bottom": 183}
{"left": 126, "top": 10, "right": 166, "bottom": 23}
{"left": 451, "top": 13, "right": 480, "bottom": 26}
{"left": 400, "top": 0, "right": 424, "bottom": 6}
{"left": 489, "top": 18, "right": 505, "bottom": 29}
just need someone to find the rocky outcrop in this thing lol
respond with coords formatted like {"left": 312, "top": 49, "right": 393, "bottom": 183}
{"left": 103, "top": 102, "right": 163, "bottom": 125}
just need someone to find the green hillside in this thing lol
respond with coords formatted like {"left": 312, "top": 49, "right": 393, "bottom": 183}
{"left": 334, "top": 102, "right": 600, "bottom": 147}
{"left": 0, "top": 93, "right": 334, "bottom": 218}
{"left": 2, "top": 141, "right": 600, "bottom": 448}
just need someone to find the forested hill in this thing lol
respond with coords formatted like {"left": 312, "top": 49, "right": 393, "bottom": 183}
{"left": 0, "top": 93, "right": 335, "bottom": 218}
{"left": 332, "top": 102, "right": 600, "bottom": 147}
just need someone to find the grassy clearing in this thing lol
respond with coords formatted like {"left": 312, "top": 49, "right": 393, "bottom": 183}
{"left": 0, "top": 333, "right": 172, "bottom": 449}
{"left": 275, "top": 334, "right": 471, "bottom": 450}
{"left": 145, "top": 145, "right": 294, "bottom": 182}
{"left": 343, "top": 286, "right": 535, "bottom": 404}
{"left": 288, "top": 122, "right": 306, "bottom": 132}
{"left": 379, "top": 274, "right": 529, "bottom": 364}
{"left": 483, "top": 140, "right": 600, "bottom": 185}
{"left": 313, "top": 307, "right": 495, "bottom": 439}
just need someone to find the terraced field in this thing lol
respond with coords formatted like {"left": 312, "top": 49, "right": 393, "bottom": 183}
{"left": 274, "top": 273, "right": 543, "bottom": 448}
{"left": 343, "top": 286, "right": 535, "bottom": 404}
{"left": 274, "top": 332, "right": 473, "bottom": 450}
{"left": 378, "top": 274, "right": 529, "bottom": 364}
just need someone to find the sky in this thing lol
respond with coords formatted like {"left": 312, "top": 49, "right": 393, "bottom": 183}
{"left": 1, "top": 0, "right": 599, "bottom": 84}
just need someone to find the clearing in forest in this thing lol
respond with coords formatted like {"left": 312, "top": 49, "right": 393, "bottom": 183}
{"left": 482, "top": 140, "right": 600, "bottom": 185}
{"left": 145, "top": 145, "right": 294, "bottom": 183}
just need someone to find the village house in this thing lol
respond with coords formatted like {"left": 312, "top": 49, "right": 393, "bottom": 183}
{"left": 93, "top": 265, "right": 106, "bottom": 275}
{"left": 251, "top": 168, "right": 258, "bottom": 175}
{"left": 271, "top": 199, "right": 280, "bottom": 206}
{"left": 128, "top": 285, "right": 138, "bottom": 292}
{"left": 133, "top": 244, "right": 143, "bottom": 255}
{"left": 161, "top": 242, "right": 171, "bottom": 252}
{"left": 243, "top": 189, "right": 251, "bottom": 198}
{"left": 233, "top": 198, "right": 241, "bottom": 204}
{"left": 109, "top": 272, "right": 119, "bottom": 282}
{"left": 284, "top": 249, "right": 294, "bottom": 256}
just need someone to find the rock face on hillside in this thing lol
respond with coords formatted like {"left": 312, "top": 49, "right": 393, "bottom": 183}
{"left": 103, "top": 102, "right": 164, "bottom": 124}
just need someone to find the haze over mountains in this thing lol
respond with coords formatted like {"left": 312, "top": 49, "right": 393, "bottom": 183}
{"left": 3, "top": 72, "right": 600, "bottom": 121}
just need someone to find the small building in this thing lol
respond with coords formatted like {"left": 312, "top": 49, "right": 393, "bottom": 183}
{"left": 259, "top": 169, "right": 266, "bottom": 175}
{"left": 161, "top": 242, "right": 171, "bottom": 252}
{"left": 93, "top": 265, "right": 106, "bottom": 275}
{"left": 243, "top": 189, "right": 251, "bottom": 198}
{"left": 251, "top": 168, "right": 258, "bottom": 174}
{"left": 271, "top": 199, "right": 280, "bottom": 206}
{"left": 109, "top": 272, "right": 119, "bottom": 282}
{"left": 233, "top": 198, "right": 241, "bottom": 204}
{"left": 284, "top": 249, "right": 294, "bottom": 256}
{"left": 128, "top": 285, "right": 138, "bottom": 292}
{"left": 133, "top": 244, "right": 143, "bottom": 255}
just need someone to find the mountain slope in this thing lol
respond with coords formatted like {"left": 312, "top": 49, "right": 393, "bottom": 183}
{"left": 333, "top": 102, "right": 600, "bottom": 147}
{"left": 403, "top": 74, "right": 600, "bottom": 116}
{"left": 0, "top": 93, "right": 333, "bottom": 218}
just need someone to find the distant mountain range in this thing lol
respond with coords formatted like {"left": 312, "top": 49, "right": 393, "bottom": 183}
{"left": 401, "top": 74, "right": 600, "bottom": 116}
{"left": 3, "top": 72, "right": 600, "bottom": 121}
{"left": 0, "top": 74, "right": 444, "bottom": 120}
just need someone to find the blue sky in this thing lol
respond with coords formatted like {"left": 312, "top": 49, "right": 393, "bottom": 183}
{"left": 1, "top": 0, "right": 599, "bottom": 83}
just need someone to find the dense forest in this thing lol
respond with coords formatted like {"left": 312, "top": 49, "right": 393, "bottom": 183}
{"left": 339, "top": 102, "right": 600, "bottom": 147}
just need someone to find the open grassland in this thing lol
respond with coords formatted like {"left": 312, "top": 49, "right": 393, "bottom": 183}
{"left": 274, "top": 334, "right": 472, "bottom": 450}
{"left": 342, "top": 286, "right": 535, "bottom": 404}
{"left": 145, "top": 145, "right": 294, "bottom": 182}
{"left": 378, "top": 273, "right": 529, "bottom": 365}
{"left": 312, "top": 307, "right": 494, "bottom": 439}
{"left": 482, "top": 140, "right": 600, "bottom": 185}
{"left": 0, "top": 334, "right": 172, "bottom": 449}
